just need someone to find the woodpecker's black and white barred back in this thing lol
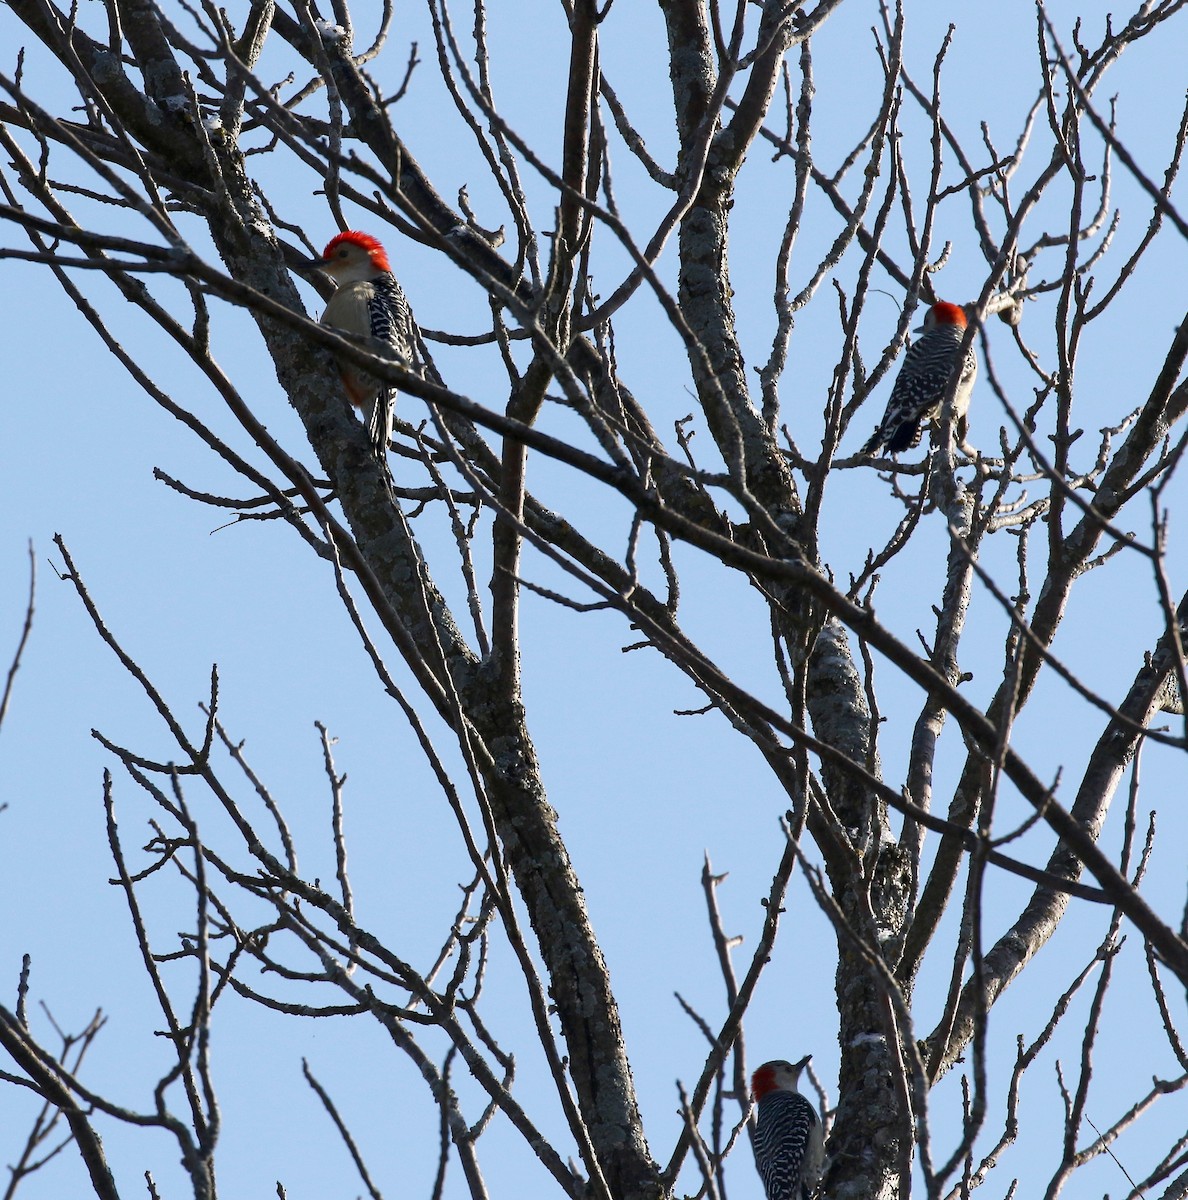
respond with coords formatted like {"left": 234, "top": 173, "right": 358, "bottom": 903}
{"left": 366, "top": 274, "right": 413, "bottom": 350}
{"left": 360, "top": 272, "right": 413, "bottom": 452}
{"left": 751, "top": 1057, "right": 825, "bottom": 1200}
{"left": 313, "top": 231, "right": 417, "bottom": 470}
{"left": 862, "top": 300, "right": 976, "bottom": 456}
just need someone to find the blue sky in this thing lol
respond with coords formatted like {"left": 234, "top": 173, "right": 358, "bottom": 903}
{"left": 3, "top": 2, "right": 1188, "bottom": 1197}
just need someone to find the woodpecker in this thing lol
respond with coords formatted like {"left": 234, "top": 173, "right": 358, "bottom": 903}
{"left": 862, "top": 300, "right": 976, "bottom": 456}
{"left": 751, "top": 1057, "right": 825, "bottom": 1200}
{"left": 312, "top": 230, "right": 416, "bottom": 466}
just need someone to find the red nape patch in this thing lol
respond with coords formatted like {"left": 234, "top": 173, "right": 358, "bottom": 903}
{"left": 750, "top": 1066, "right": 776, "bottom": 1100}
{"left": 321, "top": 230, "right": 391, "bottom": 272}
{"left": 931, "top": 300, "right": 967, "bottom": 327}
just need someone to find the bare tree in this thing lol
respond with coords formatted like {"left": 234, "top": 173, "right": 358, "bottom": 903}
{"left": 3, "top": 2, "right": 1188, "bottom": 1199}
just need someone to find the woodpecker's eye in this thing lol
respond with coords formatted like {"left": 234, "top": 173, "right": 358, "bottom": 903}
{"left": 338, "top": 248, "right": 348, "bottom": 257}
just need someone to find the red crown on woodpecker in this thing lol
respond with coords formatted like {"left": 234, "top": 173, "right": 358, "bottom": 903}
{"left": 752, "top": 1064, "right": 778, "bottom": 1101}
{"left": 320, "top": 230, "right": 391, "bottom": 273}
{"left": 751, "top": 1056, "right": 811, "bottom": 1101}
{"left": 928, "top": 300, "right": 967, "bottom": 328}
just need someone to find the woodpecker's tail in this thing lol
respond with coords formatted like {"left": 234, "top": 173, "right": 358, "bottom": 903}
{"left": 366, "top": 388, "right": 397, "bottom": 492}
